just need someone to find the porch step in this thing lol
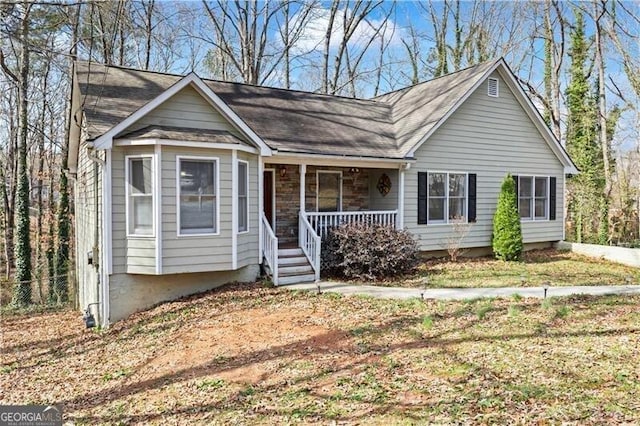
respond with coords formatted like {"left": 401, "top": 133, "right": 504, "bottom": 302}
{"left": 278, "top": 273, "right": 316, "bottom": 285}
{"left": 275, "top": 248, "right": 316, "bottom": 285}
{"left": 278, "top": 248, "right": 304, "bottom": 257}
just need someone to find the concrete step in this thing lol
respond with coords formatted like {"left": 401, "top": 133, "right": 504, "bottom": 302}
{"left": 279, "top": 264, "right": 314, "bottom": 274}
{"left": 278, "top": 248, "right": 304, "bottom": 257}
{"left": 278, "top": 273, "right": 316, "bottom": 285}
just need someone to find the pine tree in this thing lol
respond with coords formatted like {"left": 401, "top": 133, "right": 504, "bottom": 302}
{"left": 492, "top": 175, "right": 523, "bottom": 261}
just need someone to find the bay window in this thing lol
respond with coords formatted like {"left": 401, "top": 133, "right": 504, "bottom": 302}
{"left": 126, "top": 156, "right": 154, "bottom": 236}
{"left": 238, "top": 160, "right": 248, "bottom": 232}
{"left": 178, "top": 157, "right": 218, "bottom": 235}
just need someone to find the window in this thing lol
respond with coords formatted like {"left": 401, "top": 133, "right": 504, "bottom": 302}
{"left": 518, "top": 176, "right": 548, "bottom": 220}
{"left": 238, "top": 160, "right": 248, "bottom": 232}
{"left": 428, "top": 172, "right": 467, "bottom": 223}
{"left": 178, "top": 157, "right": 218, "bottom": 235}
{"left": 126, "top": 156, "right": 154, "bottom": 236}
{"left": 317, "top": 171, "right": 342, "bottom": 212}
{"left": 488, "top": 77, "right": 499, "bottom": 97}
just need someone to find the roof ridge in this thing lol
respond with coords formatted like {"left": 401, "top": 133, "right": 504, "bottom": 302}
{"left": 373, "top": 58, "right": 500, "bottom": 100}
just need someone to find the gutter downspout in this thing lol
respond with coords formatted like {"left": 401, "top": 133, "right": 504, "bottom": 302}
{"left": 87, "top": 146, "right": 105, "bottom": 327}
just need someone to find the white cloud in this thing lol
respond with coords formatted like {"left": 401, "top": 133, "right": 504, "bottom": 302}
{"left": 289, "top": 6, "right": 406, "bottom": 55}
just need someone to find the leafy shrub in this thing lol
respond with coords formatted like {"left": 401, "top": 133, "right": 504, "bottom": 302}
{"left": 321, "top": 223, "right": 418, "bottom": 280}
{"left": 492, "top": 174, "right": 523, "bottom": 261}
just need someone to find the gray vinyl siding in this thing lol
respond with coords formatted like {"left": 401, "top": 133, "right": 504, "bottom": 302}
{"left": 162, "top": 146, "right": 235, "bottom": 274}
{"left": 369, "top": 169, "right": 398, "bottom": 211}
{"left": 123, "top": 85, "right": 240, "bottom": 135}
{"left": 236, "top": 151, "right": 259, "bottom": 268}
{"left": 111, "top": 146, "right": 156, "bottom": 274}
{"left": 74, "top": 140, "right": 103, "bottom": 311}
{"left": 405, "top": 71, "right": 564, "bottom": 251}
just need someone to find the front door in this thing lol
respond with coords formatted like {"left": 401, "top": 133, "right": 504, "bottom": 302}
{"left": 263, "top": 170, "right": 275, "bottom": 229}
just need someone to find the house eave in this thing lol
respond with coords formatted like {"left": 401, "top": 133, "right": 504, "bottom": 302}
{"left": 114, "top": 138, "right": 259, "bottom": 154}
{"left": 268, "top": 151, "right": 414, "bottom": 168}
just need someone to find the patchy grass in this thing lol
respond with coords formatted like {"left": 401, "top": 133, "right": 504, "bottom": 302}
{"left": 2, "top": 282, "right": 640, "bottom": 424}
{"left": 384, "top": 249, "right": 640, "bottom": 288}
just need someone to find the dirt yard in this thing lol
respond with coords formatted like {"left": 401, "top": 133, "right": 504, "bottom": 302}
{"left": 2, "top": 282, "right": 640, "bottom": 424}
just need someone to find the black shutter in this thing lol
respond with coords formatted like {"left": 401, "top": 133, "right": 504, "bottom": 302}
{"left": 418, "top": 172, "right": 428, "bottom": 225}
{"left": 512, "top": 174, "right": 519, "bottom": 197}
{"left": 468, "top": 174, "right": 477, "bottom": 223}
{"left": 549, "top": 177, "right": 557, "bottom": 220}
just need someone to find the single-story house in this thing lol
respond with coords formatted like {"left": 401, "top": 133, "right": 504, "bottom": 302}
{"left": 67, "top": 58, "right": 577, "bottom": 326}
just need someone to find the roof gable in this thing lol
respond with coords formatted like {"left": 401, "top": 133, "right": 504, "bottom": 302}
{"left": 376, "top": 58, "right": 577, "bottom": 173}
{"left": 76, "top": 62, "right": 270, "bottom": 155}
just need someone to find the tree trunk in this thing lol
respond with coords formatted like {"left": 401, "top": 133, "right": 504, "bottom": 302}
{"left": 13, "top": 2, "right": 33, "bottom": 306}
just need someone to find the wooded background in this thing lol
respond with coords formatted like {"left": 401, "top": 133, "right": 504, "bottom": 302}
{"left": 1, "top": 0, "right": 638, "bottom": 307}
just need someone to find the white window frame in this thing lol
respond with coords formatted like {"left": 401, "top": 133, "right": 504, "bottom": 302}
{"left": 176, "top": 155, "right": 220, "bottom": 237}
{"left": 316, "top": 170, "right": 342, "bottom": 212}
{"left": 237, "top": 159, "right": 249, "bottom": 234}
{"left": 427, "top": 171, "right": 469, "bottom": 225}
{"left": 125, "top": 154, "right": 155, "bottom": 238}
{"left": 518, "top": 175, "right": 549, "bottom": 221}
{"left": 488, "top": 77, "right": 499, "bottom": 97}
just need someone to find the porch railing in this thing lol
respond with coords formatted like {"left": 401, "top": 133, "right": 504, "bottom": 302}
{"left": 305, "top": 210, "right": 398, "bottom": 239}
{"left": 261, "top": 212, "right": 279, "bottom": 285}
{"left": 299, "top": 212, "right": 321, "bottom": 282}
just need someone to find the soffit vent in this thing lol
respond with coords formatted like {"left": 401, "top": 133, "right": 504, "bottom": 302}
{"left": 488, "top": 77, "right": 499, "bottom": 97}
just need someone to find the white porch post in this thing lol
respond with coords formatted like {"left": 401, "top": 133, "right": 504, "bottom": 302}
{"left": 299, "top": 164, "right": 306, "bottom": 213}
{"left": 398, "top": 164, "right": 407, "bottom": 229}
{"left": 258, "top": 157, "right": 264, "bottom": 263}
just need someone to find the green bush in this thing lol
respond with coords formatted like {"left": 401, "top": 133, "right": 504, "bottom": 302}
{"left": 321, "top": 223, "right": 418, "bottom": 280}
{"left": 492, "top": 174, "right": 523, "bottom": 261}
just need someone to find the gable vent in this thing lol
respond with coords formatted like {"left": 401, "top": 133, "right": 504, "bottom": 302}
{"left": 488, "top": 77, "right": 499, "bottom": 97}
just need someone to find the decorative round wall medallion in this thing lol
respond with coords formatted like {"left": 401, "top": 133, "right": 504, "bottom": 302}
{"left": 377, "top": 173, "right": 392, "bottom": 196}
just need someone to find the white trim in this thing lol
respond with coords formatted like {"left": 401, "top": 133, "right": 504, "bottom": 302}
{"left": 231, "top": 150, "right": 238, "bottom": 269}
{"left": 264, "top": 168, "right": 276, "bottom": 232}
{"left": 115, "top": 138, "right": 258, "bottom": 154}
{"left": 269, "top": 152, "right": 411, "bottom": 168}
{"left": 237, "top": 158, "right": 249, "bottom": 234}
{"left": 517, "top": 175, "right": 550, "bottom": 222}
{"left": 176, "top": 155, "right": 220, "bottom": 237}
{"left": 105, "top": 150, "right": 112, "bottom": 275}
{"left": 487, "top": 77, "right": 499, "bottom": 97}
{"left": 92, "top": 73, "right": 272, "bottom": 156}
{"left": 562, "top": 174, "right": 566, "bottom": 241}
{"left": 101, "top": 150, "right": 111, "bottom": 327}
{"left": 125, "top": 154, "right": 156, "bottom": 238}
{"left": 154, "top": 145, "right": 162, "bottom": 274}
{"left": 398, "top": 167, "right": 405, "bottom": 229}
{"left": 258, "top": 159, "right": 264, "bottom": 263}
{"left": 426, "top": 170, "right": 469, "bottom": 225}
{"left": 299, "top": 164, "right": 307, "bottom": 213}
{"left": 316, "top": 170, "right": 342, "bottom": 212}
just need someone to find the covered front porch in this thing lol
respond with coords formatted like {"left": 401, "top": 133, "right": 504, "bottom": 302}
{"left": 260, "top": 158, "right": 409, "bottom": 285}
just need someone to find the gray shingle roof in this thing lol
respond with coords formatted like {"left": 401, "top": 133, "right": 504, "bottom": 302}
{"left": 119, "top": 125, "right": 244, "bottom": 145}
{"left": 75, "top": 60, "right": 499, "bottom": 159}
